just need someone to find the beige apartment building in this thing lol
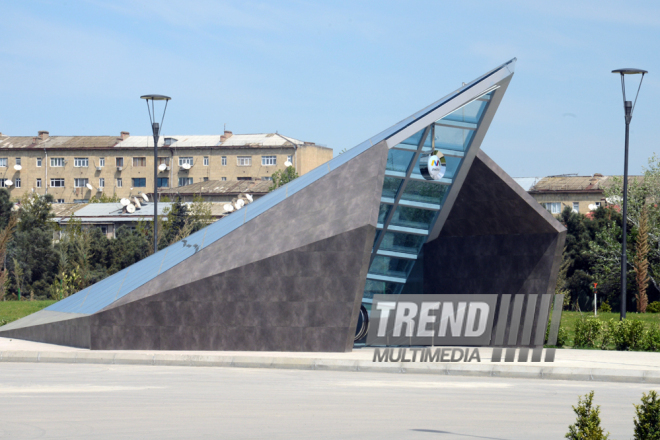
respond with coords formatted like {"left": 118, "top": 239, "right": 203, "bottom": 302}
{"left": 0, "top": 130, "right": 332, "bottom": 203}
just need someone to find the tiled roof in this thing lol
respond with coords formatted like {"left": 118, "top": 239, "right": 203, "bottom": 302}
{"left": 529, "top": 174, "right": 643, "bottom": 193}
{"left": 0, "top": 135, "right": 122, "bottom": 150}
{"left": 156, "top": 180, "right": 271, "bottom": 195}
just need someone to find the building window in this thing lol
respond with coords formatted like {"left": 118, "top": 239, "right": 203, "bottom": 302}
{"left": 221, "top": 177, "right": 227, "bottom": 181}
{"left": 73, "top": 199, "right": 89, "bottom": 203}
{"left": 543, "top": 202, "right": 561, "bottom": 214}
{"left": 595, "top": 202, "right": 601, "bottom": 208}
{"left": 15, "top": 158, "right": 21, "bottom": 166}
{"left": 222, "top": 156, "right": 227, "bottom": 166}
{"left": 116, "top": 157, "right": 124, "bottom": 167}
{"left": 56, "top": 199, "right": 65, "bottom": 204}
{"left": 261, "top": 156, "right": 276, "bottom": 166}
{"left": 0, "top": 158, "right": 6, "bottom": 167}
{"left": 0, "top": 180, "right": 7, "bottom": 188}
{"left": 99, "top": 226, "right": 108, "bottom": 235}
{"left": 74, "top": 178, "right": 89, "bottom": 188}
{"left": 117, "top": 178, "right": 123, "bottom": 188}
{"left": 178, "top": 177, "right": 193, "bottom": 187}
{"left": 572, "top": 202, "right": 579, "bottom": 213}
{"left": 237, "top": 156, "right": 251, "bottom": 166}
{"left": 132, "top": 178, "right": 146, "bottom": 187}
{"left": 164, "top": 137, "right": 177, "bottom": 146}
{"left": 50, "top": 178, "right": 65, "bottom": 187}
{"left": 262, "top": 177, "right": 273, "bottom": 181}
{"left": 157, "top": 178, "right": 169, "bottom": 188}
{"left": 99, "top": 178, "right": 105, "bottom": 188}
{"left": 36, "top": 158, "right": 42, "bottom": 167}
{"left": 237, "top": 177, "right": 252, "bottom": 181}
{"left": 36, "top": 178, "right": 42, "bottom": 188}
{"left": 203, "top": 156, "right": 209, "bottom": 166}
{"left": 287, "top": 155, "right": 293, "bottom": 164}
{"left": 14, "top": 178, "right": 20, "bottom": 188}
{"left": 158, "top": 157, "right": 170, "bottom": 165}
{"left": 99, "top": 157, "right": 105, "bottom": 167}
{"left": 51, "top": 158, "right": 65, "bottom": 167}
{"left": 179, "top": 157, "right": 193, "bottom": 166}
{"left": 74, "top": 158, "right": 89, "bottom": 167}
{"left": 133, "top": 157, "right": 146, "bottom": 167}
{"left": 203, "top": 177, "right": 209, "bottom": 181}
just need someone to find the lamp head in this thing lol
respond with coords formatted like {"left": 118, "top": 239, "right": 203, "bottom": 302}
{"left": 140, "top": 95, "right": 172, "bottom": 101}
{"left": 612, "top": 68, "right": 648, "bottom": 75}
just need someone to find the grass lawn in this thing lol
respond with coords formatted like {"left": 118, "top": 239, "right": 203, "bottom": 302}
{"left": 552, "top": 310, "right": 660, "bottom": 348}
{"left": 0, "top": 300, "right": 56, "bottom": 326}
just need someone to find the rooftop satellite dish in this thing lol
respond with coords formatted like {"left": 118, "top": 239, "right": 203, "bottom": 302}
{"left": 245, "top": 194, "right": 253, "bottom": 202}
{"left": 13, "top": 165, "right": 21, "bottom": 171}
{"left": 223, "top": 203, "right": 234, "bottom": 212}
{"left": 605, "top": 196, "right": 622, "bottom": 205}
{"left": 181, "top": 163, "right": 191, "bottom": 170}
{"left": 120, "top": 198, "right": 130, "bottom": 206}
{"left": 236, "top": 199, "right": 245, "bottom": 208}
{"left": 5, "top": 180, "right": 12, "bottom": 187}
{"left": 158, "top": 163, "right": 167, "bottom": 171}
{"left": 588, "top": 204, "right": 597, "bottom": 211}
{"left": 284, "top": 160, "right": 293, "bottom": 167}
{"left": 141, "top": 193, "right": 149, "bottom": 202}
{"left": 133, "top": 197, "right": 141, "bottom": 208}
{"left": 126, "top": 204, "right": 135, "bottom": 213}
{"left": 86, "top": 183, "right": 94, "bottom": 191}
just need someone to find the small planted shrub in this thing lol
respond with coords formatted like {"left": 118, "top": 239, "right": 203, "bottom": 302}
{"left": 611, "top": 319, "right": 646, "bottom": 351}
{"left": 566, "top": 391, "right": 610, "bottom": 440}
{"left": 644, "top": 325, "right": 660, "bottom": 352}
{"left": 648, "top": 302, "right": 660, "bottom": 314}
{"left": 556, "top": 325, "right": 568, "bottom": 348}
{"left": 598, "top": 301, "right": 612, "bottom": 313}
{"left": 574, "top": 318, "right": 603, "bottom": 349}
{"left": 634, "top": 390, "right": 660, "bottom": 439}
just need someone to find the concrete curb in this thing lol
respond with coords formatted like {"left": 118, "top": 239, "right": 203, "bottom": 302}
{"left": 2, "top": 349, "right": 660, "bottom": 383}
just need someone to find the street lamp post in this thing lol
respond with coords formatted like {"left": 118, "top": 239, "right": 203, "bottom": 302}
{"left": 612, "top": 68, "right": 647, "bottom": 320}
{"left": 140, "top": 94, "right": 172, "bottom": 255}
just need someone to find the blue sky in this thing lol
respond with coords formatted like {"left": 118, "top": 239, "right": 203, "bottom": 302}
{"left": 1, "top": 0, "right": 659, "bottom": 177}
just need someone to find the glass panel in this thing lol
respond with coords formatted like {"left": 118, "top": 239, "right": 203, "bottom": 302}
{"left": 363, "top": 279, "right": 403, "bottom": 300}
{"left": 396, "top": 127, "right": 426, "bottom": 149}
{"left": 389, "top": 206, "right": 436, "bottom": 230}
{"left": 433, "top": 124, "right": 475, "bottom": 152}
{"left": 400, "top": 180, "right": 447, "bottom": 205}
{"left": 378, "top": 203, "right": 392, "bottom": 224}
{"left": 381, "top": 177, "right": 402, "bottom": 199}
{"left": 386, "top": 149, "right": 415, "bottom": 174}
{"left": 441, "top": 97, "right": 489, "bottom": 124}
{"left": 369, "top": 256, "right": 415, "bottom": 279}
{"left": 378, "top": 231, "right": 425, "bottom": 255}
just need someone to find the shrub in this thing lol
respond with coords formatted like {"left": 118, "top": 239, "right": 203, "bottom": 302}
{"left": 648, "top": 302, "right": 660, "bottom": 314}
{"left": 644, "top": 325, "right": 660, "bottom": 352}
{"left": 634, "top": 390, "right": 660, "bottom": 439}
{"left": 556, "top": 325, "right": 568, "bottom": 348}
{"left": 611, "top": 319, "right": 646, "bottom": 351}
{"left": 598, "top": 301, "right": 612, "bottom": 313}
{"left": 600, "top": 321, "right": 614, "bottom": 350}
{"left": 566, "top": 391, "right": 610, "bottom": 440}
{"left": 574, "top": 317, "right": 603, "bottom": 348}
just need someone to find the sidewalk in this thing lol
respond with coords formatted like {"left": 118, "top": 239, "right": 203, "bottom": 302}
{"left": 2, "top": 337, "right": 660, "bottom": 383}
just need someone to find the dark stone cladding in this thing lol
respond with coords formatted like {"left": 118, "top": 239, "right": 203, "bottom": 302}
{"left": 422, "top": 150, "right": 566, "bottom": 347}
{"left": 89, "top": 225, "right": 375, "bottom": 351}
{"left": 0, "top": 141, "right": 388, "bottom": 351}
{"left": 0, "top": 316, "right": 91, "bottom": 348}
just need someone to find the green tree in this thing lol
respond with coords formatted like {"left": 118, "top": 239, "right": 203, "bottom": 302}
{"left": 566, "top": 391, "right": 610, "bottom": 440}
{"left": 0, "top": 188, "right": 14, "bottom": 229}
{"left": 109, "top": 226, "right": 150, "bottom": 272}
{"left": 89, "top": 193, "right": 120, "bottom": 203}
{"left": 634, "top": 390, "right": 660, "bottom": 440}
{"left": 7, "top": 193, "right": 58, "bottom": 298}
{"left": 162, "top": 197, "right": 188, "bottom": 244}
{"left": 269, "top": 166, "right": 299, "bottom": 191}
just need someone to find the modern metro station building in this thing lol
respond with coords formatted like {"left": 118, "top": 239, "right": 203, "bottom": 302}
{"left": 0, "top": 59, "right": 566, "bottom": 352}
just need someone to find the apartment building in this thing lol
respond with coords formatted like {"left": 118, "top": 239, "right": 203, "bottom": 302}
{"left": 0, "top": 130, "right": 332, "bottom": 203}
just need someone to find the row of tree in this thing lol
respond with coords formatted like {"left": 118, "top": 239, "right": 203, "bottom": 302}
{"left": 556, "top": 154, "right": 660, "bottom": 313}
{"left": 0, "top": 191, "right": 212, "bottom": 301}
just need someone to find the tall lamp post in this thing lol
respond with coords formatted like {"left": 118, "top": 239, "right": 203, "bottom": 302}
{"left": 140, "top": 94, "right": 172, "bottom": 254}
{"left": 612, "top": 68, "right": 647, "bottom": 320}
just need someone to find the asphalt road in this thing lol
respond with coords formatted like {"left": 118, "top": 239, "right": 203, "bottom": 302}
{"left": 0, "top": 363, "right": 655, "bottom": 440}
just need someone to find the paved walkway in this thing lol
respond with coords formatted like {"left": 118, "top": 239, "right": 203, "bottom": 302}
{"left": 2, "top": 337, "right": 660, "bottom": 383}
